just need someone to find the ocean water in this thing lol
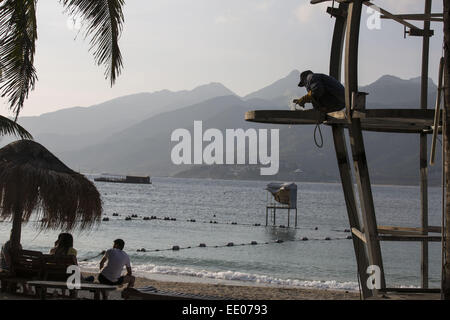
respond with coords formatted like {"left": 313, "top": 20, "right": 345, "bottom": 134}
{"left": 0, "top": 177, "right": 444, "bottom": 291}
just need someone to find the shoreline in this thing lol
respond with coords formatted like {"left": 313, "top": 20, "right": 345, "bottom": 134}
{"left": 81, "top": 272, "right": 360, "bottom": 300}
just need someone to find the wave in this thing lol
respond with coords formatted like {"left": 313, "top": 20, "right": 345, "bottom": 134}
{"left": 79, "top": 261, "right": 360, "bottom": 291}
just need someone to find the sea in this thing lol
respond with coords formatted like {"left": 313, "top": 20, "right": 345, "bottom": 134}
{"left": 0, "top": 177, "right": 444, "bottom": 292}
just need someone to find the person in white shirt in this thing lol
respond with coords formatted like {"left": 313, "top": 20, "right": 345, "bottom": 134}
{"left": 98, "top": 239, "right": 135, "bottom": 288}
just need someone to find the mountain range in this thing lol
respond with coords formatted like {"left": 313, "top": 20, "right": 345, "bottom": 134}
{"left": 1, "top": 70, "right": 442, "bottom": 185}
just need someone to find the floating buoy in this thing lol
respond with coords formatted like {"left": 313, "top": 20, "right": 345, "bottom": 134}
{"left": 199, "top": 243, "right": 206, "bottom": 247}
{"left": 254, "top": 223, "right": 261, "bottom": 227}
{"left": 213, "top": 221, "right": 217, "bottom": 224}
{"left": 172, "top": 245, "right": 180, "bottom": 251}
{"left": 302, "top": 237, "right": 308, "bottom": 241}
{"left": 112, "top": 213, "right": 119, "bottom": 217}
{"left": 227, "top": 242, "right": 234, "bottom": 247}
{"left": 251, "top": 241, "right": 257, "bottom": 245}
{"left": 314, "top": 227, "right": 318, "bottom": 230}
{"left": 325, "top": 237, "right": 331, "bottom": 241}
{"left": 231, "top": 222, "right": 237, "bottom": 225}
{"left": 190, "top": 219, "right": 196, "bottom": 222}
{"left": 102, "top": 217, "right": 109, "bottom": 222}
{"left": 276, "top": 240, "right": 284, "bottom": 243}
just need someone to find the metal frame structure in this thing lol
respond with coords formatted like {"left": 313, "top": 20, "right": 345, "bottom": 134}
{"left": 245, "top": 0, "right": 445, "bottom": 299}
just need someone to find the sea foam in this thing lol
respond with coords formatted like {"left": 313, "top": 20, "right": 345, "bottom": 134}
{"left": 80, "top": 261, "right": 359, "bottom": 291}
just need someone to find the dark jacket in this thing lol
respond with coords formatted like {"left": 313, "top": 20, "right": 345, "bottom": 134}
{"left": 305, "top": 73, "right": 345, "bottom": 112}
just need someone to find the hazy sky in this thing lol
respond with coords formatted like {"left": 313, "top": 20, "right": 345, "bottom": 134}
{"left": 0, "top": 0, "right": 445, "bottom": 117}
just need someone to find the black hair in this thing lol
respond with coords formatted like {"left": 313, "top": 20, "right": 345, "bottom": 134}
{"left": 54, "top": 233, "right": 74, "bottom": 256}
{"left": 114, "top": 239, "right": 125, "bottom": 250}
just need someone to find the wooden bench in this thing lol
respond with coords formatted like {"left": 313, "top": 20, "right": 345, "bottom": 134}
{"left": 27, "top": 281, "right": 116, "bottom": 300}
{"left": 0, "top": 250, "right": 95, "bottom": 299}
{"left": 122, "top": 286, "right": 232, "bottom": 300}
{"left": 42, "top": 254, "right": 77, "bottom": 281}
{"left": 0, "top": 250, "right": 43, "bottom": 294}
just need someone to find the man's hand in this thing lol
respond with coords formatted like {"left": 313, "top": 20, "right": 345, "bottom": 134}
{"left": 293, "top": 91, "right": 313, "bottom": 107}
{"left": 99, "top": 254, "right": 107, "bottom": 270}
{"left": 292, "top": 98, "right": 304, "bottom": 106}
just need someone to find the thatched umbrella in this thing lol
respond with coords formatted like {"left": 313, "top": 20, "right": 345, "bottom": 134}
{"left": 0, "top": 140, "right": 102, "bottom": 252}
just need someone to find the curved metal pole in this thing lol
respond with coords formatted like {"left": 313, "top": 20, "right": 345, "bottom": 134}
{"left": 344, "top": 0, "right": 386, "bottom": 294}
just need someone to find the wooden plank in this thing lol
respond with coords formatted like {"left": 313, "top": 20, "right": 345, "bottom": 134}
{"left": 378, "top": 235, "right": 441, "bottom": 242}
{"left": 378, "top": 225, "right": 442, "bottom": 234}
{"left": 351, "top": 228, "right": 367, "bottom": 243}
{"left": 245, "top": 110, "right": 325, "bottom": 125}
{"left": 380, "top": 288, "right": 441, "bottom": 293}
{"left": 245, "top": 109, "right": 440, "bottom": 133}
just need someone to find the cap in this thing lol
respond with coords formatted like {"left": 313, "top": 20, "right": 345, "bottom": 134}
{"left": 298, "top": 70, "right": 313, "bottom": 87}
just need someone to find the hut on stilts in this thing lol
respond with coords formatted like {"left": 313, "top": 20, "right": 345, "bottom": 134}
{"left": 246, "top": 0, "right": 450, "bottom": 299}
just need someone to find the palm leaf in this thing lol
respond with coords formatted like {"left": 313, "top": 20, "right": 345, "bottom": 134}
{"left": 0, "top": 0, "right": 38, "bottom": 120}
{"left": 61, "top": 0, "right": 124, "bottom": 86}
{"left": 0, "top": 115, "right": 33, "bottom": 139}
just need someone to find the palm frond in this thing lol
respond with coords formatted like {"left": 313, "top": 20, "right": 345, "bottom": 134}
{"left": 61, "top": 0, "right": 124, "bottom": 86}
{"left": 0, "top": 0, "right": 38, "bottom": 120}
{"left": 0, "top": 115, "right": 33, "bottom": 139}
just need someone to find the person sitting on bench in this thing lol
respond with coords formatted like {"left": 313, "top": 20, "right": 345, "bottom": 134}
{"left": 0, "top": 231, "right": 22, "bottom": 272}
{"left": 98, "top": 239, "right": 135, "bottom": 288}
{"left": 293, "top": 70, "right": 345, "bottom": 113}
{"left": 50, "top": 233, "right": 77, "bottom": 259}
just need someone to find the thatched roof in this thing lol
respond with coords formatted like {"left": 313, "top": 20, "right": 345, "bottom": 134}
{"left": 0, "top": 140, "right": 102, "bottom": 231}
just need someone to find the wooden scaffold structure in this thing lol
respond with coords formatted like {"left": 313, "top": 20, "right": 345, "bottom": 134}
{"left": 246, "top": 0, "right": 450, "bottom": 299}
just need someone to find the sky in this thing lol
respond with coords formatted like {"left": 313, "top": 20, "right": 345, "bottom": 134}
{"left": 0, "top": 0, "right": 446, "bottom": 117}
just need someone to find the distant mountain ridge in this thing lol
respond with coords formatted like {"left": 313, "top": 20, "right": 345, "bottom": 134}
{"left": 1, "top": 70, "right": 441, "bottom": 185}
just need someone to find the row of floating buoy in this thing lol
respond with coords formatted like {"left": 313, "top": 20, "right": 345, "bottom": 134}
{"left": 101, "top": 214, "right": 353, "bottom": 237}
{"left": 101, "top": 214, "right": 324, "bottom": 231}
{"left": 133, "top": 235, "right": 353, "bottom": 253}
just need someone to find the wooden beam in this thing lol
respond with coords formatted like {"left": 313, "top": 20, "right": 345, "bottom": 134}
{"left": 351, "top": 227, "right": 367, "bottom": 243}
{"left": 443, "top": 0, "right": 450, "bottom": 300}
{"left": 378, "top": 235, "right": 441, "bottom": 242}
{"left": 380, "top": 288, "right": 441, "bottom": 294}
{"left": 378, "top": 225, "right": 442, "bottom": 234}
{"left": 245, "top": 109, "right": 440, "bottom": 134}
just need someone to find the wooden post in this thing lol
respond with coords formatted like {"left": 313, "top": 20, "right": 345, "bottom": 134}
{"left": 288, "top": 208, "right": 290, "bottom": 227}
{"left": 10, "top": 207, "right": 22, "bottom": 254}
{"left": 420, "top": 0, "right": 432, "bottom": 289}
{"left": 443, "top": 0, "right": 450, "bottom": 300}
{"left": 344, "top": 0, "right": 386, "bottom": 293}
{"left": 266, "top": 207, "right": 268, "bottom": 226}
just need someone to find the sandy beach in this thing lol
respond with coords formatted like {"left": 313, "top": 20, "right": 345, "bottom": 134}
{"left": 0, "top": 274, "right": 360, "bottom": 300}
